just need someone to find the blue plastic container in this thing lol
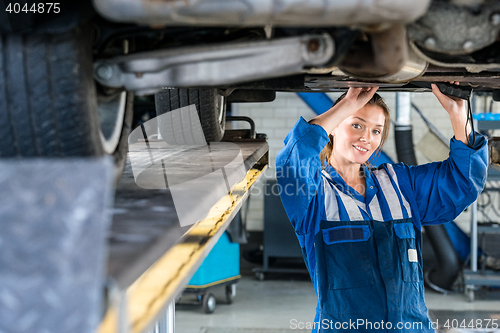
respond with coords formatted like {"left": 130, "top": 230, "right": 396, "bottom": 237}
{"left": 186, "top": 231, "right": 240, "bottom": 288}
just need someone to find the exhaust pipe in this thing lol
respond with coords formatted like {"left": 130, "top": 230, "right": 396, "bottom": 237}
{"left": 93, "top": 0, "right": 431, "bottom": 27}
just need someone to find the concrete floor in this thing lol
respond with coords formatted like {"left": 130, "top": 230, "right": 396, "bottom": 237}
{"left": 176, "top": 276, "right": 316, "bottom": 332}
{"left": 175, "top": 270, "right": 500, "bottom": 333}
{"left": 174, "top": 229, "right": 500, "bottom": 333}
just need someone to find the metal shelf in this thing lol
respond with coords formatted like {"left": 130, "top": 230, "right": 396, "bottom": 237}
{"left": 464, "top": 164, "right": 500, "bottom": 302}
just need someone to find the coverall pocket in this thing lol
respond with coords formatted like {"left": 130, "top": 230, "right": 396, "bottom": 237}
{"left": 322, "top": 225, "right": 374, "bottom": 290}
{"left": 394, "top": 222, "right": 422, "bottom": 282}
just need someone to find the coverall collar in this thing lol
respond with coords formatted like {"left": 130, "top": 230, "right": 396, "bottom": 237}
{"left": 323, "top": 163, "right": 378, "bottom": 205}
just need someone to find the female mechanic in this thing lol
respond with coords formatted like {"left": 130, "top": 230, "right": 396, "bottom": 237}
{"left": 276, "top": 86, "right": 488, "bottom": 332}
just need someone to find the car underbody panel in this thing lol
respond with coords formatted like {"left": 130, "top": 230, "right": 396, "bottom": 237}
{"left": 94, "top": 34, "right": 335, "bottom": 95}
{"left": 92, "top": 0, "right": 431, "bottom": 27}
{"left": 88, "top": 0, "right": 500, "bottom": 95}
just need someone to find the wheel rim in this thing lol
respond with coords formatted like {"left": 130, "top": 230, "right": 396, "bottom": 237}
{"left": 216, "top": 94, "right": 225, "bottom": 127}
{"left": 207, "top": 296, "right": 216, "bottom": 311}
{"left": 98, "top": 91, "right": 127, "bottom": 154}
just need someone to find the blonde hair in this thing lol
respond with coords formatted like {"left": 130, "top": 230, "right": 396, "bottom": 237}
{"left": 319, "top": 92, "right": 391, "bottom": 168}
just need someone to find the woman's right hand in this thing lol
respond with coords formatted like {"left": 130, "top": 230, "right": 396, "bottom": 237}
{"left": 343, "top": 86, "right": 380, "bottom": 112}
{"left": 309, "top": 86, "right": 379, "bottom": 135}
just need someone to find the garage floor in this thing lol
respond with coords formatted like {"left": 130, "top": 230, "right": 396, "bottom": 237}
{"left": 175, "top": 258, "right": 500, "bottom": 333}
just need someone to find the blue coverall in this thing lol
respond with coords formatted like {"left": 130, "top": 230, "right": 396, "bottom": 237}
{"left": 276, "top": 117, "right": 488, "bottom": 332}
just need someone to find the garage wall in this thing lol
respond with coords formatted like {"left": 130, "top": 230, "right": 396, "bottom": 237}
{"left": 233, "top": 91, "right": 473, "bottom": 232}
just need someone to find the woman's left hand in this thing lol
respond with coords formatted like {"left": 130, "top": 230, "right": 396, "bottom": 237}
{"left": 431, "top": 81, "right": 470, "bottom": 144}
{"left": 431, "top": 82, "right": 466, "bottom": 117}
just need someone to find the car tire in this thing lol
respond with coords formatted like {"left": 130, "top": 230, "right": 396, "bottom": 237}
{"left": 0, "top": 26, "right": 132, "bottom": 181}
{"left": 155, "top": 88, "right": 226, "bottom": 144}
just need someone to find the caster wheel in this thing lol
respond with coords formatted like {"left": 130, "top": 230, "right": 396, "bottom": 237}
{"left": 202, "top": 293, "right": 216, "bottom": 314}
{"left": 256, "top": 272, "right": 265, "bottom": 281}
{"left": 465, "top": 285, "right": 474, "bottom": 303}
{"left": 226, "top": 284, "right": 236, "bottom": 304}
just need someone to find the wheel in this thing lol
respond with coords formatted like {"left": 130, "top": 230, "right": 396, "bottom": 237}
{"left": 97, "top": 89, "right": 134, "bottom": 183}
{"left": 96, "top": 88, "right": 133, "bottom": 182}
{"left": 256, "top": 272, "right": 265, "bottom": 281}
{"left": 0, "top": 26, "right": 132, "bottom": 181}
{"left": 155, "top": 88, "right": 226, "bottom": 144}
{"left": 202, "top": 293, "right": 216, "bottom": 314}
{"left": 225, "top": 284, "right": 236, "bottom": 304}
{"left": 465, "top": 285, "right": 475, "bottom": 302}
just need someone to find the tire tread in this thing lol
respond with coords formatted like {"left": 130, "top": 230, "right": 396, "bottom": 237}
{"left": 0, "top": 35, "right": 18, "bottom": 156}
{"left": 0, "top": 28, "right": 102, "bottom": 157}
{"left": 155, "top": 88, "right": 225, "bottom": 144}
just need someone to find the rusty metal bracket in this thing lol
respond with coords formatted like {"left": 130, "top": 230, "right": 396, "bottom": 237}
{"left": 339, "top": 24, "right": 428, "bottom": 83}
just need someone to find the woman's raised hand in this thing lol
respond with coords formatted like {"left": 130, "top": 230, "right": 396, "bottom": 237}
{"left": 431, "top": 82, "right": 470, "bottom": 144}
{"left": 343, "top": 86, "right": 380, "bottom": 112}
{"left": 309, "top": 86, "right": 379, "bottom": 136}
{"left": 431, "top": 82, "right": 466, "bottom": 117}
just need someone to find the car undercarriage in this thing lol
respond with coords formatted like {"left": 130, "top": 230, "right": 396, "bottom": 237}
{"left": 2, "top": 0, "right": 500, "bottom": 161}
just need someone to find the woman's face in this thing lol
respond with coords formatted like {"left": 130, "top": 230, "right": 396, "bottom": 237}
{"left": 331, "top": 104, "right": 386, "bottom": 166}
